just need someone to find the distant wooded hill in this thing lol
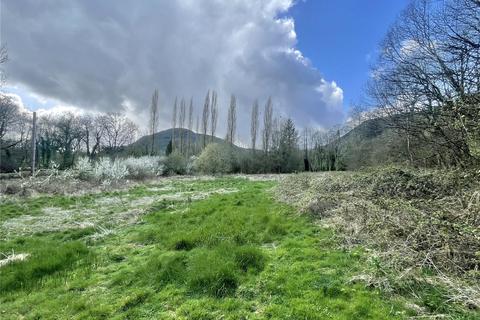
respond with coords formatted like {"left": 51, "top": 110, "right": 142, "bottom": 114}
{"left": 333, "top": 115, "right": 455, "bottom": 170}
{"left": 126, "top": 128, "right": 244, "bottom": 155}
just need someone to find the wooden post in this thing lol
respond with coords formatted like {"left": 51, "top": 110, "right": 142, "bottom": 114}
{"left": 31, "top": 112, "right": 37, "bottom": 175}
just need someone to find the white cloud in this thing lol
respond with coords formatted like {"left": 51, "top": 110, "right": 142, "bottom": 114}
{"left": 3, "top": 0, "right": 344, "bottom": 139}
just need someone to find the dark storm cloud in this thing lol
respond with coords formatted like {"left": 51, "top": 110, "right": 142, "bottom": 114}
{"left": 2, "top": 0, "right": 344, "bottom": 138}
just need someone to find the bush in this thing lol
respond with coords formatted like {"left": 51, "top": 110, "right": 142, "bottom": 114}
{"left": 74, "top": 156, "right": 164, "bottom": 182}
{"left": 186, "top": 156, "right": 198, "bottom": 175}
{"left": 75, "top": 157, "right": 93, "bottom": 180}
{"left": 94, "top": 157, "right": 129, "bottom": 184}
{"left": 123, "top": 156, "right": 164, "bottom": 179}
{"left": 194, "top": 144, "right": 235, "bottom": 175}
{"left": 163, "top": 152, "right": 187, "bottom": 175}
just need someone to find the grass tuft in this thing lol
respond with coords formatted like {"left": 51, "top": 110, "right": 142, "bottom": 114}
{"left": 0, "top": 240, "right": 93, "bottom": 292}
{"left": 234, "top": 246, "right": 266, "bottom": 273}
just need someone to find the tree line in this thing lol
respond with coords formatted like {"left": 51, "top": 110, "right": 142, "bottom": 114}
{"left": 367, "top": 0, "right": 480, "bottom": 167}
{"left": 0, "top": 98, "right": 138, "bottom": 171}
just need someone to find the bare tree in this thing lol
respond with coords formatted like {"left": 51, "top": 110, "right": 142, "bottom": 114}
{"left": 201, "top": 90, "right": 210, "bottom": 148}
{"left": 187, "top": 98, "right": 193, "bottom": 157}
{"left": 262, "top": 97, "right": 273, "bottom": 154}
{"left": 102, "top": 112, "right": 137, "bottom": 155}
{"left": 171, "top": 97, "right": 177, "bottom": 152}
{"left": 149, "top": 89, "right": 159, "bottom": 155}
{"left": 179, "top": 98, "right": 186, "bottom": 154}
{"left": 78, "top": 114, "right": 93, "bottom": 157}
{"left": 302, "top": 127, "right": 313, "bottom": 171}
{"left": 52, "top": 112, "right": 83, "bottom": 168}
{"left": 89, "top": 115, "right": 106, "bottom": 159}
{"left": 0, "top": 95, "right": 20, "bottom": 146}
{"left": 250, "top": 99, "right": 259, "bottom": 152}
{"left": 37, "top": 115, "right": 56, "bottom": 168}
{"left": 210, "top": 91, "right": 218, "bottom": 142}
{"left": 0, "top": 45, "right": 8, "bottom": 86}
{"left": 195, "top": 114, "right": 200, "bottom": 154}
{"left": 226, "top": 94, "right": 237, "bottom": 145}
{"left": 368, "top": 0, "right": 480, "bottom": 166}
{"left": 0, "top": 45, "right": 7, "bottom": 65}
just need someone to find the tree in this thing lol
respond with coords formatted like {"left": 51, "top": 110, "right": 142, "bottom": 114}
{"left": 368, "top": 0, "right": 480, "bottom": 166}
{"left": 226, "top": 94, "right": 237, "bottom": 145}
{"left": 250, "top": 99, "right": 259, "bottom": 152}
{"left": 0, "top": 45, "right": 7, "bottom": 86}
{"left": 302, "top": 127, "right": 312, "bottom": 171}
{"left": 78, "top": 114, "right": 93, "bottom": 157}
{"left": 89, "top": 114, "right": 107, "bottom": 159}
{"left": 262, "top": 97, "right": 273, "bottom": 154}
{"left": 171, "top": 97, "right": 177, "bottom": 152}
{"left": 187, "top": 98, "right": 194, "bottom": 157}
{"left": 37, "top": 115, "right": 56, "bottom": 168}
{"left": 149, "top": 89, "right": 159, "bottom": 155}
{"left": 277, "top": 118, "right": 300, "bottom": 173}
{"left": 0, "top": 95, "right": 30, "bottom": 171}
{"left": 165, "top": 139, "right": 173, "bottom": 156}
{"left": 0, "top": 95, "right": 21, "bottom": 147}
{"left": 201, "top": 90, "right": 210, "bottom": 148}
{"left": 179, "top": 98, "right": 186, "bottom": 154}
{"left": 52, "top": 112, "right": 83, "bottom": 168}
{"left": 195, "top": 114, "right": 200, "bottom": 154}
{"left": 102, "top": 112, "right": 137, "bottom": 155}
{"left": 210, "top": 90, "right": 218, "bottom": 142}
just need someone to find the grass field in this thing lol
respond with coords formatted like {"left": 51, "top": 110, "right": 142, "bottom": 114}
{"left": 0, "top": 176, "right": 474, "bottom": 319}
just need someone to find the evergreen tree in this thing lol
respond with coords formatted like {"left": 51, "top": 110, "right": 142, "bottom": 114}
{"left": 165, "top": 139, "right": 173, "bottom": 156}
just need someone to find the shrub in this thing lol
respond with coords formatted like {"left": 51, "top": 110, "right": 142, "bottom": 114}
{"left": 122, "top": 156, "right": 164, "bottom": 179}
{"left": 94, "top": 157, "right": 129, "bottom": 184}
{"left": 75, "top": 157, "right": 93, "bottom": 180}
{"left": 194, "top": 144, "right": 235, "bottom": 175}
{"left": 163, "top": 152, "right": 187, "bottom": 175}
{"left": 186, "top": 156, "right": 198, "bottom": 175}
{"left": 74, "top": 156, "right": 164, "bottom": 182}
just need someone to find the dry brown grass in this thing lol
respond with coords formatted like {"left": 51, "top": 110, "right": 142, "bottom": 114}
{"left": 275, "top": 167, "right": 480, "bottom": 311}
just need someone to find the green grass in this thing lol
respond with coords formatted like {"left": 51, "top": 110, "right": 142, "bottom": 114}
{"left": 0, "top": 178, "right": 413, "bottom": 319}
{"left": 0, "top": 239, "right": 94, "bottom": 293}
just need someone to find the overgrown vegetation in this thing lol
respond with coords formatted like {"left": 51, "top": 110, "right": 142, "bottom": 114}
{"left": 276, "top": 168, "right": 480, "bottom": 317}
{"left": 1, "top": 177, "right": 416, "bottom": 319}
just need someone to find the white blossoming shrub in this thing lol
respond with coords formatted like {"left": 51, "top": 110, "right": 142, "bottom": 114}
{"left": 75, "top": 157, "right": 94, "bottom": 180}
{"left": 74, "top": 156, "right": 164, "bottom": 183}
{"left": 122, "top": 156, "right": 164, "bottom": 179}
{"left": 94, "top": 157, "right": 129, "bottom": 184}
{"left": 186, "top": 156, "right": 198, "bottom": 175}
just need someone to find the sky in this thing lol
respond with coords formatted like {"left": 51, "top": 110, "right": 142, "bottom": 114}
{"left": 1, "top": 0, "right": 410, "bottom": 143}
{"left": 289, "top": 0, "right": 410, "bottom": 108}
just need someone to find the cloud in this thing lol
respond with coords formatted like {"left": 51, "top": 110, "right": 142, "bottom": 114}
{"left": 3, "top": 0, "right": 344, "bottom": 141}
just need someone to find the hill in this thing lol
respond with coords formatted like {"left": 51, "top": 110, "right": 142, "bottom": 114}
{"left": 334, "top": 117, "right": 411, "bottom": 170}
{"left": 126, "top": 128, "right": 233, "bottom": 155}
{"left": 125, "top": 128, "right": 225, "bottom": 154}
